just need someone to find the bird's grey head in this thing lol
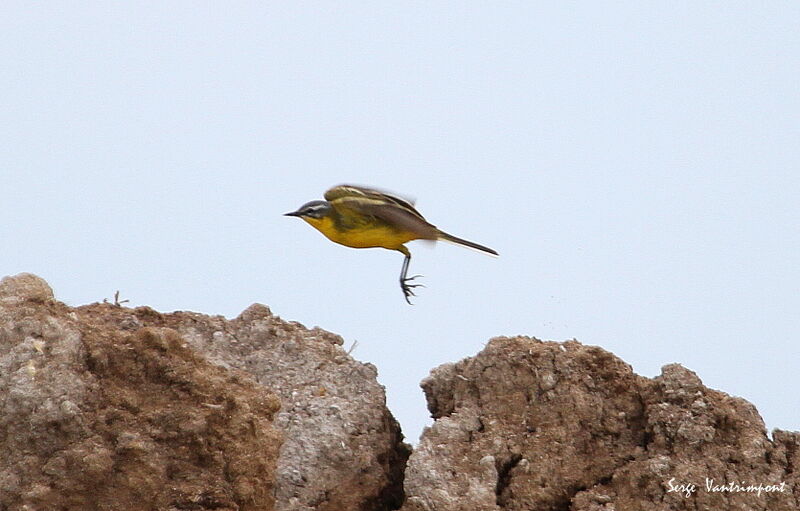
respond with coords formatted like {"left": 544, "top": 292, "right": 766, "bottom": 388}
{"left": 284, "top": 200, "right": 332, "bottom": 219}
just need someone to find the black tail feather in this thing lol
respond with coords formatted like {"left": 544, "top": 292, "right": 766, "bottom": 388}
{"left": 437, "top": 231, "right": 498, "bottom": 256}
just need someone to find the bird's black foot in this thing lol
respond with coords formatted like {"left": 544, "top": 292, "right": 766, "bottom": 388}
{"left": 400, "top": 275, "right": 425, "bottom": 304}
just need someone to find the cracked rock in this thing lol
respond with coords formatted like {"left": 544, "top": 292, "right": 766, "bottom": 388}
{"left": 0, "top": 275, "right": 282, "bottom": 511}
{"left": 0, "top": 273, "right": 409, "bottom": 511}
{"left": 402, "top": 336, "right": 799, "bottom": 511}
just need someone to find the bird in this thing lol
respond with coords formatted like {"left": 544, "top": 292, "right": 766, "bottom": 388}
{"left": 285, "top": 184, "right": 497, "bottom": 303}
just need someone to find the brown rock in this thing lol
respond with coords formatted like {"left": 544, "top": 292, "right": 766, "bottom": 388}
{"left": 121, "top": 303, "right": 411, "bottom": 511}
{"left": 4, "top": 274, "right": 797, "bottom": 511}
{"left": 402, "top": 336, "right": 799, "bottom": 511}
{"left": 0, "top": 273, "right": 408, "bottom": 511}
{"left": 581, "top": 364, "right": 799, "bottom": 511}
{"left": 0, "top": 272, "right": 54, "bottom": 304}
{"left": 0, "top": 275, "right": 282, "bottom": 511}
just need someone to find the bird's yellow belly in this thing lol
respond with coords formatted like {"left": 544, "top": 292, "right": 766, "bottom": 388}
{"left": 329, "top": 227, "right": 418, "bottom": 249}
{"left": 307, "top": 217, "right": 417, "bottom": 249}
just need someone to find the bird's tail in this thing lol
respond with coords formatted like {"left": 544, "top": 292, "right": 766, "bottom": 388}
{"left": 437, "top": 231, "right": 498, "bottom": 256}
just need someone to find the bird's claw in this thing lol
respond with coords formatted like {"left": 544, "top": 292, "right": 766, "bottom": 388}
{"left": 401, "top": 275, "right": 425, "bottom": 304}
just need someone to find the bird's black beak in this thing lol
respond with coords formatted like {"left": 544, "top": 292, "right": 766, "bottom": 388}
{"left": 284, "top": 210, "right": 302, "bottom": 217}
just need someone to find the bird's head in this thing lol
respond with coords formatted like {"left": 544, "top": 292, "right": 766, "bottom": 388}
{"left": 284, "top": 200, "right": 333, "bottom": 227}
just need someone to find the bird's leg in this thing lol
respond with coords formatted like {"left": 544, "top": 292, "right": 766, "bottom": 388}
{"left": 398, "top": 248, "right": 424, "bottom": 304}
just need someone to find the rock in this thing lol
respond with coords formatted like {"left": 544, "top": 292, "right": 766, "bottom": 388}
{"left": 132, "top": 303, "right": 411, "bottom": 511}
{"left": 0, "top": 275, "right": 282, "bottom": 511}
{"left": 2, "top": 274, "right": 797, "bottom": 511}
{"left": 0, "top": 274, "right": 409, "bottom": 511}
{"left": 402, "top": 336, "right": 799, "bottom": 511}
{"left": 0, "top": 273, "right": 54, "bottom": 304}
{"left": 593, "top": 363, "right": 799, "bottom": 511}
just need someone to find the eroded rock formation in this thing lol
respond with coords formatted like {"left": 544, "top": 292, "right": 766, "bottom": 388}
{"left": 0, "top": 274, "right": 408, "bottom": 511}
{"left": 0, "top": 274, "right": 282, "bottom": 510}
{"left": 403, "top": 336, "right": 799, "bottom": 511}
{"left": 1, "top": 273, "right": 797, "bottom": 511}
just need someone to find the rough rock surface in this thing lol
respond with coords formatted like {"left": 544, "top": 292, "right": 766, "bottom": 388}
{"left": 0, "top": 273, "right": 282, "bottom": 511}
{"left": 402, "top": 336, "right": 799, "bottom": 511}
{"left": 2, "top": 273, "right": 797, "bottom": 511}
{"left": 111, "top": 305, "right": 410, "bottom": 511}
{"left": 0, "top": 274, "right": 409, "bottom": 511}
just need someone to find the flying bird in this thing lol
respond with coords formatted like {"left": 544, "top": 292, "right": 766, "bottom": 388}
{"left": 285, "top": 184, "right": 498, "bottom": 303}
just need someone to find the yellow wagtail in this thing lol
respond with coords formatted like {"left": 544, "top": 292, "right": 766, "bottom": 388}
{"left": 285, "top": 184, "right": 498, "bottom": 303}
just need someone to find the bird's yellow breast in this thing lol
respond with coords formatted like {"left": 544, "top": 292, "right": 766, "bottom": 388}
{"left": 303, "top": 216, "right": 418, "bottom": 250}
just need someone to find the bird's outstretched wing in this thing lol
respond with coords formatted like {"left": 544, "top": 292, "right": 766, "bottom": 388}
{"left": 325, "top": 184, "right": 438, "bottom": 238}
{"left": 325, "top": 184, "right": 421, "bottom": 217}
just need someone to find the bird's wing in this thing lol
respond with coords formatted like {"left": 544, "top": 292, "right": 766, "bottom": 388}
{"left": 324, "top": 184, "right": 421, "bottom": 218}
{"left": 325, "top": 184, "right": 438, "bottom": 238}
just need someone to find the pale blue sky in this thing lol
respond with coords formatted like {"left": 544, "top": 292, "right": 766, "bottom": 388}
{"left": 3, "top": 3, "right": 798, "bottom": 443}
